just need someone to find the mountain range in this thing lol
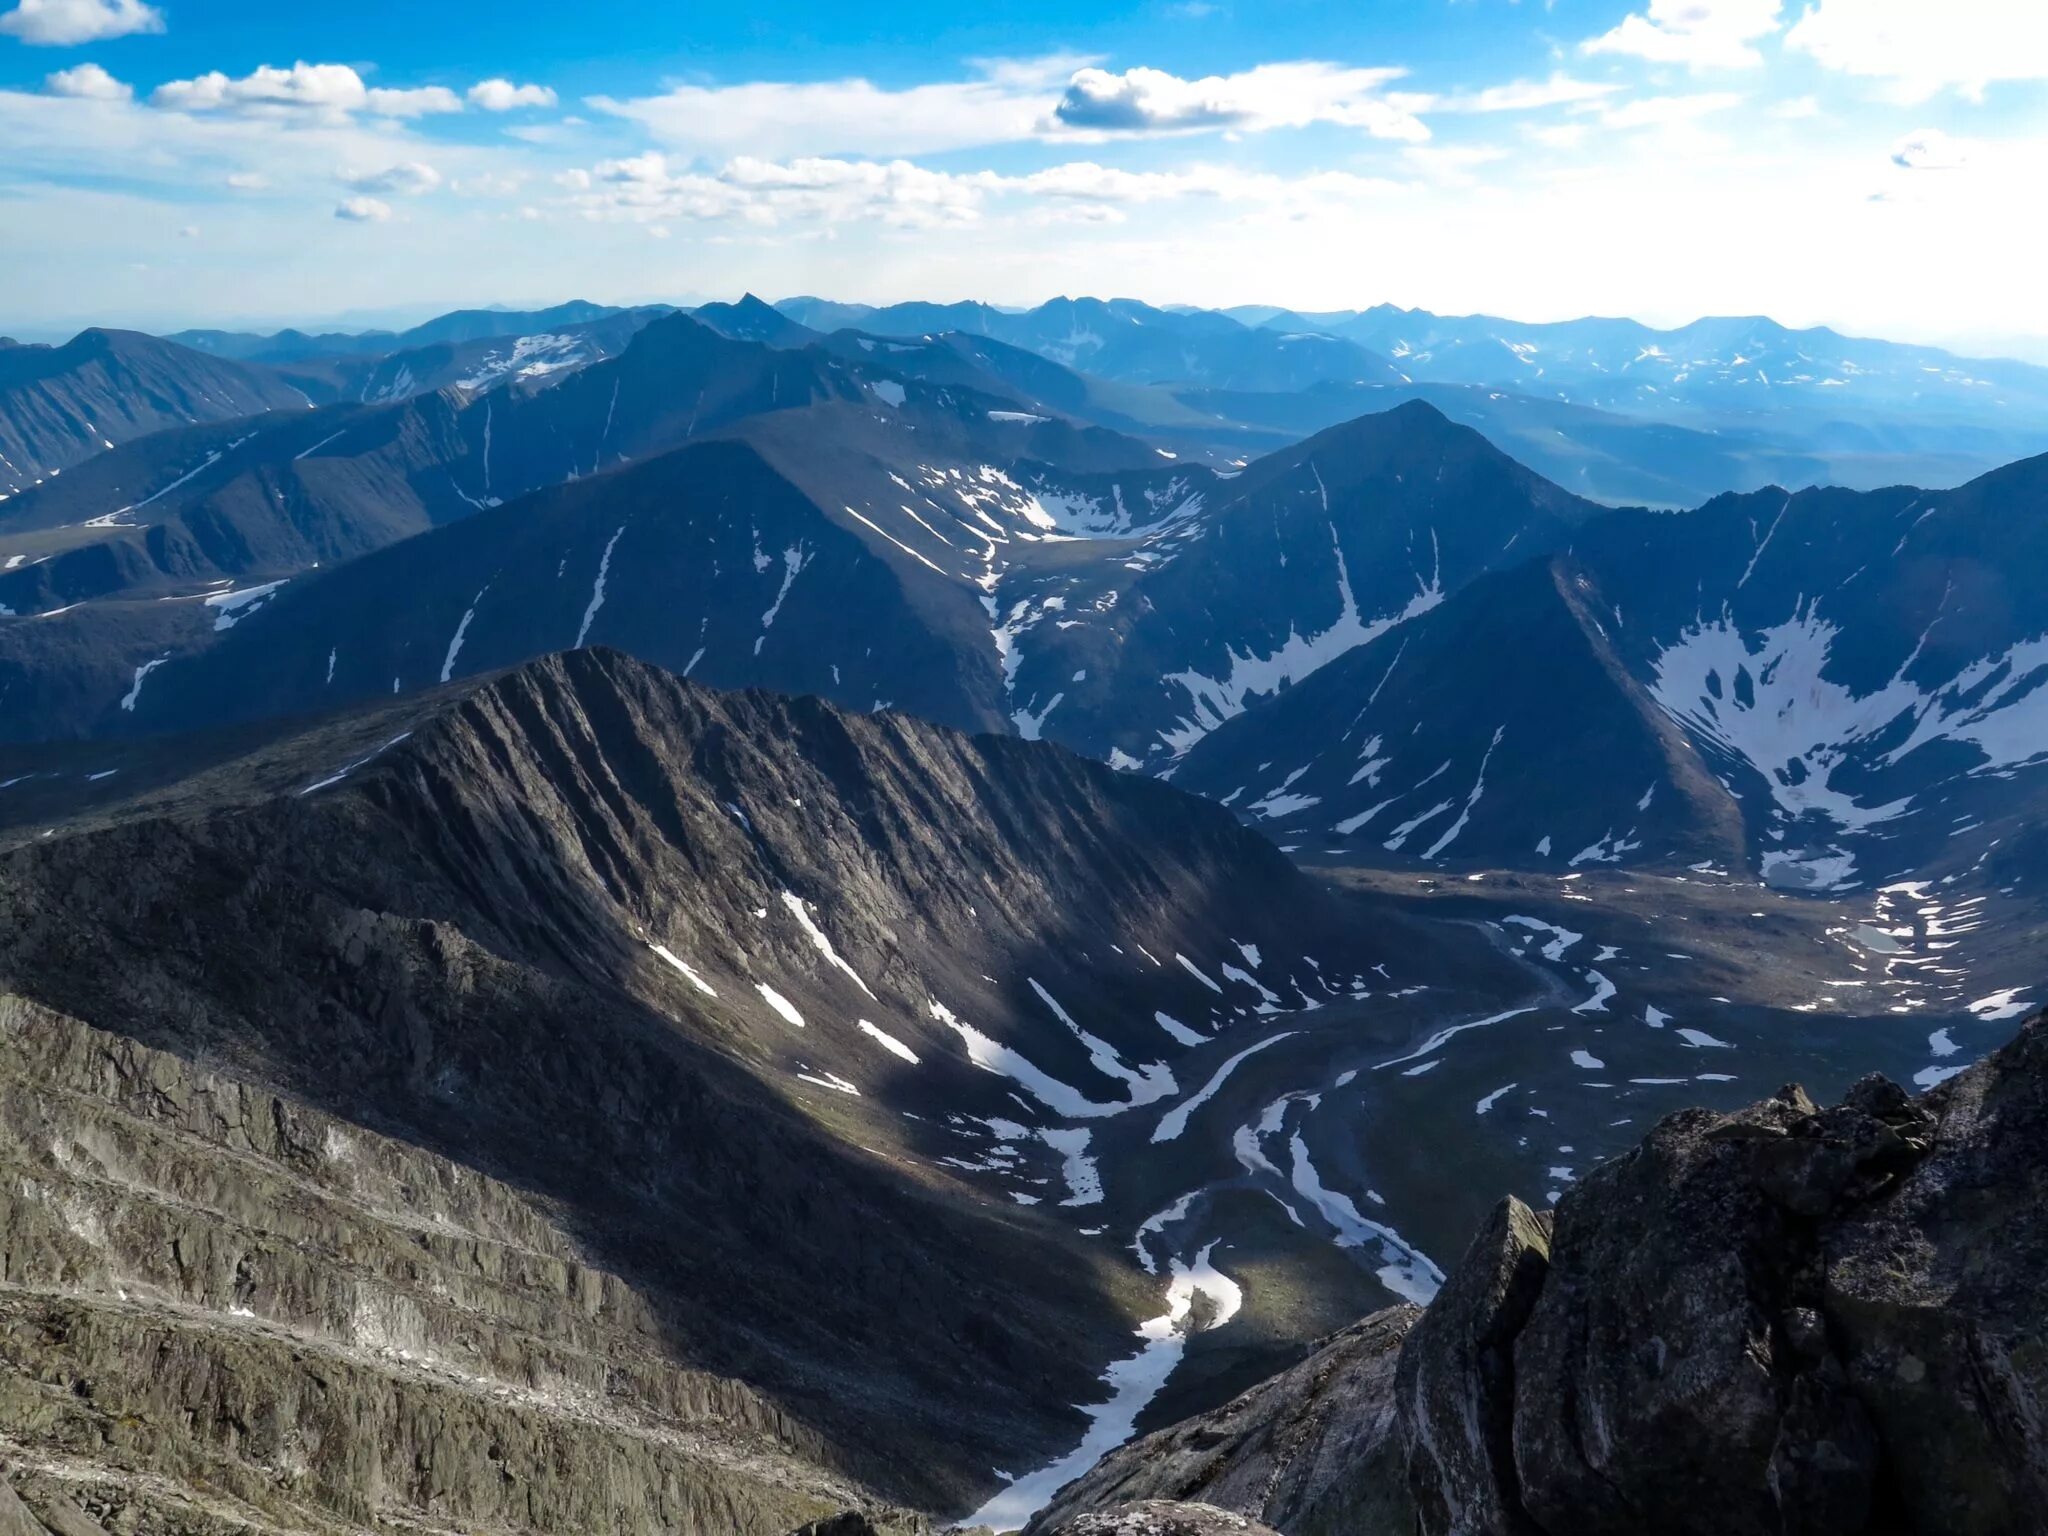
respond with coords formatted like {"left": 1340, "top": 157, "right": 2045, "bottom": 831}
{"left": 3, "top": 286, "right": 2047, "bottom": 1534}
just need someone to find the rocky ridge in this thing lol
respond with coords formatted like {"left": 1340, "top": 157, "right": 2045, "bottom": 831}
{"left": 0, "top": 648, "right": 1410, "bottom": 1532}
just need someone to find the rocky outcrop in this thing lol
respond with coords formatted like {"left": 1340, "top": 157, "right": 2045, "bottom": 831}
{"left": 0, "top": 993, "right": 881, "bottom": 1536}
{"left": 1433, "top": 1013, "right": 2047, "bottom": 1536}
{"left": 1027, "top": 1308, "right": 1416, "bottom": 1536}
{"left": 1056, "top": 1007, "right": 2047, "bottom": 1536}
{"left": 1396, "top": 1197, "right": 1549, "bottom": 1535}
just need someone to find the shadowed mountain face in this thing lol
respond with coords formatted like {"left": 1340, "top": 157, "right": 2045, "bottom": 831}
{"left": 0, "top": 329, "right": 312, "bottom": 493}
{"left": 1171, "top": 554, "right": 1747, "bottom": 872}
{"left": 0, "top": 316, "right": 894, "bottom": 736}
{"left": 0, "top": 647, "right": 1426, "bottom": 1530}
{"left": 72, "top": 400, "right": 1596, "bottom": 776}
{"left": 1180, "top": 451, "right": 2048, "bottom": 903}
{"left": 988, "top": 402, "right": 1599, "bottom": 765}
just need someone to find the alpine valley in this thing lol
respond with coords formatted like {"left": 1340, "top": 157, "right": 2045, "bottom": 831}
{"left": 1, "top": 291, "right": 2044, "bottom": 1536}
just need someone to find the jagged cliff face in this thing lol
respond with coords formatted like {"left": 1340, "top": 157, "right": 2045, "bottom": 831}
{"left": 1028, "top": 1006, "right": 2048, "bottom": 1536}
{"left": 0, "top": 649, "right": 1418, "bottom": 1533}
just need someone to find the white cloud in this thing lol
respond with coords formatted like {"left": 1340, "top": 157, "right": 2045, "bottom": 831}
{"left": 562, "top": 151, "right": 1407, "bottom": 231}
{"left": 1786, "top": 0, "right": 2048, "bottom": 101}
{"left": 334, "top": 195, "right": 392, "bottom": 222}
{"left": 341, "top": 160, "right": 442, "bottom": 195}
{"left": 1583, "top": 0, "right": 1783, "bottom": 69}
{"left": 1049, "top": 62, "right": 1429, "bottom": 140}
{"left": 1890, "top": 128, "right": 1970, "bottom": 171}
{"left": 594, "top": 55, "right": 1428, "bottom": 156}
{"left": 0, "top": 0, "right": 161, "bottom": 46}
{"left": 1441, "top": 72, "right": 1622, "bottom": 113}
{"left": 591, "top": 60, "right": 1054, "bottom": 158}
{"left": 153, "top": 63, "right": 463, "bottom": 122}
{"left": 468, "top": 79, "right": 557, "bottom": 111}
{"left": 44, "top": 62, "right": 129, "bottom": 100}
{"left": 225, "top": 171, "right": 268, "bottom": 190}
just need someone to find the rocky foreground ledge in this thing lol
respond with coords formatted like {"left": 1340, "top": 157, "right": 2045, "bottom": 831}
{"left": 978, "top": 1003, "right": 2048, "bottom": 1536}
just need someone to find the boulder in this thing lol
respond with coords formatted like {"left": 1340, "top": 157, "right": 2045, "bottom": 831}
{"left": 1396, "top": 1197, "right": 1550, "bottom": 1535}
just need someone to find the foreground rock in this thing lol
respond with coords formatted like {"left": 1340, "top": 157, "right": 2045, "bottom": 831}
{"left": 1028, "top": 1308, "right": 1416, "bottom": 1536}
{"left": 1062, "top": 1007, "right": 2047, "bottom": 1536}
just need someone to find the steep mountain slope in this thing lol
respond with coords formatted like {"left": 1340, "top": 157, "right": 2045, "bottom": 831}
{"left": 0, "top": 648, "right": 1433, "bottom": 1529}
{"left": 1183, "top": 450, "right": 2048, "bottom": 895}
{"left": 89, "top": 399, "right": 1597, "bottom": 778}
{"left": 121, "top": 437, "right": 1001, "bottom": 738}
{"left": 0, "top": 330, "right": 310, "bottom": 493}
{"left": 80, "top": 351, "right": 1208, "bottom": 742}
{"left": 1174, "top": 555, "right": 1746, "bottom": 870}
{"left": 990, "top": 402, "right": 1601, "bottom": 764}
{"left": 0, "top": 316, "right": 882, "bottom": 737}
{"left": 1585, "top": 455, "right": 2048, "bottom": 890}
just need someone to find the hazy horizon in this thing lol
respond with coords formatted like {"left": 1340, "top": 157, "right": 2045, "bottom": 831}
{"left": 4, "top": 0, "right": 2046, "bottom": 356}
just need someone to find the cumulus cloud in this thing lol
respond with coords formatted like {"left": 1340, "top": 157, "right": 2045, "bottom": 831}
{"left": 1049, "top": 62, "right": 1429, "bottom": 140}
{"left": 592, "top": 54, "right": 1425, "bottom": 156}
{"left": 153, "top": 63, "right": 463, "bottom": 122}
{"left": 591, "top": 64, "right": 1049, "bottom": 158}
{"left": 340, "top": 160, "right": 442, "bottom": 195}
{"left": 43, "top": 62, "right": 130, "bottom": 100}
{"left": 1787, "top": 0, "right": 2048, "bottom": 101}
{"left": 334, "top": 195, "right": 392, "bottom": 222}
{"left": 1583, "top": 0, "right": 1783, "bottom": 69}
{"left": 1890, "top": 129, "right": 1970, "bottom": 171}
{"left": 468, "top": 79, "right": 557, "bottom": 111}
{"left": 0, "top": 0, "right": 161, "bottom": 46}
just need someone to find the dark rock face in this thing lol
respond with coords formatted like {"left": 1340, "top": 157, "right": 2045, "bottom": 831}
{"left": 1823, "top": 1026, "right": 2048, "bottom": 1534}
{"left": 1462, "top": 1014, "right": 2041, "bottom": 1536}
{"left": 1028, "top": 1307, "right": 1418, "bottom": 1536}
{"left": 1397, "top": 1198, "right": 1550, "bottom": 1536}
{"left": 1040, "top": 1502, "right": 1284, "bottom": 1536}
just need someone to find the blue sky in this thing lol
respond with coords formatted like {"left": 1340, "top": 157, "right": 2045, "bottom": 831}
{"left": 3, "top": 0, "right": 2045, "bottom": 352}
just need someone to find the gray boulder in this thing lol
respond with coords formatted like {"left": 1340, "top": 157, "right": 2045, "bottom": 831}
{"left": 1396, "top": 1197, "right": 1550, "bottom": 1535}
